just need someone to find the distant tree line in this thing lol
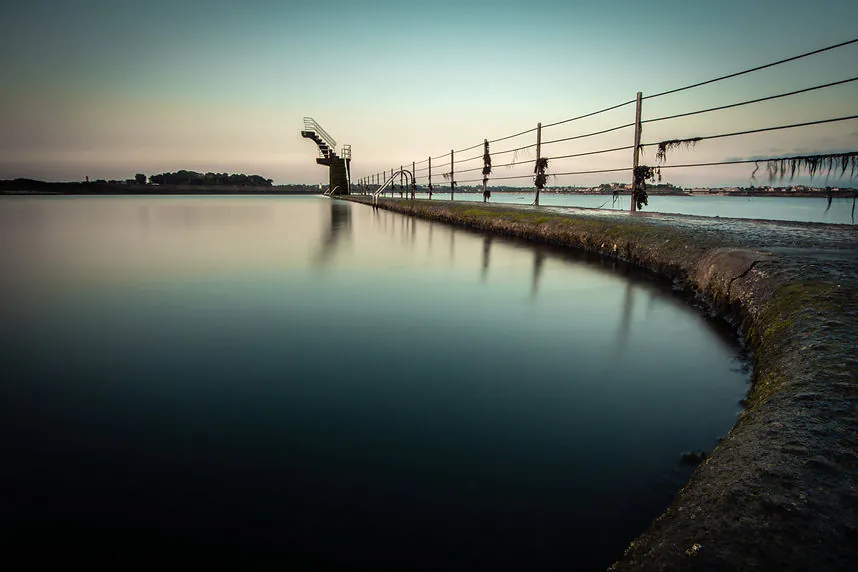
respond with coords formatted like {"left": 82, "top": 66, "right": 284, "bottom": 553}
{"left": 148, "top": 170, "right": 274, "bottom": 186}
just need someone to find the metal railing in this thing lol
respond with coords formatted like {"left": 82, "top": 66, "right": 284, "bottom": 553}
{"left": 372, "top": 169, "right": 414, "bottom": 204}
{"left": 303, "top": 117, "right": 337, "bottom": 153}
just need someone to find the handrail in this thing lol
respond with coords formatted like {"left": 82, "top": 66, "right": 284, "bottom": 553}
{"left": 303, "top": 117, "right": 337, "bottom": 151}
{"left": 324, "top": 185, "right": 340, "bottom": 196}
{"left": 372, "top": 169, "right": 413, "bottom": 204}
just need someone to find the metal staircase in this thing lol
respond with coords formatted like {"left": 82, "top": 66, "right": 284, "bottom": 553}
{"left": 301, "top": 117, "right": 340, "bottom": 165}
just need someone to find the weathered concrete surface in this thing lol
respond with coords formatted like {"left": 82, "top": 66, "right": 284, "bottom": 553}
{"left": 341, "top": 196, "right": 858, "bottom": 571}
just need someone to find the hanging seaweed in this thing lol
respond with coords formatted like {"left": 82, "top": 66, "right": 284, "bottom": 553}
{"left": 534, "top": 157, "right": 549, "bottom": 190}
{"left": 655, "top": 137, "right": 702, "bottom": 163}
{"left": 482, "top": 139, "right": 492, "bottom": 202}
{"left": 751, "top": 152, "right": 858, "bottom": 182}
{"left": 633, "top": 165, "right": 660, "bottom": 210}
{"left": 482, "top": 140, "right": 492, "bottom": 179}
{"left": 512, "top": 146, "right": 533, "bottom": 164}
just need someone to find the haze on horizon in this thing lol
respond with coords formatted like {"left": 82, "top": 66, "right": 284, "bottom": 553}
{"left": 1, "top": 0, "right": 857, "bottom": 188}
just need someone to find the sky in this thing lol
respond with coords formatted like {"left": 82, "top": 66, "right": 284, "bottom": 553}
{"left": 1, "top": 0, "right": 857, "bottom": 187}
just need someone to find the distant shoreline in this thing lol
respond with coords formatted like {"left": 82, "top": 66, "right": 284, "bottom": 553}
{"left": 1, "top": 179, "right": 854, "bottom": 199}
{"left": 0, "top": 180, "right": 319, "bottom": 195}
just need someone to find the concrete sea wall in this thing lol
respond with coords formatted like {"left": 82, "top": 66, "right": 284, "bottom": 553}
{"left": 341, "top": 196, "right": 858, "bottom": 571}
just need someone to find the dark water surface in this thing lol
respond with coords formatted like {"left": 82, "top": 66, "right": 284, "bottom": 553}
{"left": 0, "top": 196, "right": 747, "bottom": 569}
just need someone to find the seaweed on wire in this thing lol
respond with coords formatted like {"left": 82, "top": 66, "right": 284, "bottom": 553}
{"left": 534, "top": 157, "right": 550, "bottom": 190}
{"left": 752, "top": 152, "right": 858, "bottom": 183}
{"left": 482, "top": 139, "right": 492, "bottom": 201}
{"left": 512, "top": 146, "right": 533, "bottom": 164}
{"left": 633, "top": 165, "right": 660, "bottom": 210}
{"left": 482, "top": 139, "right": 492, "bottom": 181}
{"left": 655, "top": 137, "right": 702, "bottom": 163}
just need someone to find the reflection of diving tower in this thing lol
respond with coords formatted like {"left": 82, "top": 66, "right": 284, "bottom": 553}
{"left": 301, "top": 117, "right": 351, "bottom": 195}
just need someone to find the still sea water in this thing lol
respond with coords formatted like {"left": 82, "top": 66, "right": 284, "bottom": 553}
{"left": 0, "top": 196, "right": 748, "bottom": 569}
{"left": 383, "top": 191, "right": 857, "bottom": 225}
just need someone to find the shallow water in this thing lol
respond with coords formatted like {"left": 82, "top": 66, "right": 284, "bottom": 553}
{"left": 0, "top": 196, "right": 748, "bottom": 569}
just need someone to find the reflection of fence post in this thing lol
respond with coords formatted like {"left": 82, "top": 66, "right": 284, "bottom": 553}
{"left": 428, "top": 157, "right": 433, "bottom": 200}
{"left": 631, "top": 91, "right": 643, "bottom": 213}
{"left": 535, "top": 122, "right": 542, "bottom": 206}
{"left": 450, "top": 149, "right": 455, "bottom": 201}
{"left": 411, "top": 161, "right": 416, "bottom": 200}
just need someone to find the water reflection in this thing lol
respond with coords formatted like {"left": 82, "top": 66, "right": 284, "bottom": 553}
{"left": 314, "top": 201, "right": 352, "bottom": 267}
{"left": 617, "top": 282, "right": 635, "bottom": 352}
{"left": 531, "top": 249, "right": 545, "bottom": 300}
{"left": 481, "top": 235, "right": 492, "bottom": 282}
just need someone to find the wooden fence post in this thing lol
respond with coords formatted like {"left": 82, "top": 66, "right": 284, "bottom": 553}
{"left": 631, "top": 91, "right": 643, "bottom": 212}
{"left": 428, "top": 157, "right": 433, "bottom": 199}
{"left": 535, "top": 122, "right": 542, "bottom": 206}
{"left": 412, "top": 161, "right": 416, "bottom": 200}
{"left": 400, "top": 165, "right": 404, "bottom": 198}
{"left": 450, "top": 149, "right": 454, "bottom": 201}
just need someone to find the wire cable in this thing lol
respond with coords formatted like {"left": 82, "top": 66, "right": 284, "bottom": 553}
{"left": 455, "top": 141, "right": 483, "bottom": 153}
{"left": 457, "top": 166, "right": 632, "bottom": 184}
{"left": 458, "top": 174, "right": 533, "bottom": 183}
{"left": 541, "top": 123, "right": 635, "bottom": 146}
{"left": 644, "top": 37, "right": 858, "bottom": 100}
{"left": 493, "top": 143, "right": 539, "bottom": 157}
{"left": 640, "top": 114, "right": 858, "bottom": 148}
{"left": 547, "top": 145, "right": 635, "bottom": 161}
{"left": 552, "top": 167, "right": 632, "bottom": 177}
{"left": 542, "top": 99, "right": 637, "bottom": 128}
{"left": 643, "top": 76, "right": 858, "bottom": 124}
{"left": 488, "top": 126, "right": 539, "bottom": 144}
{"left": 455, "top": 153, "right": 483, "bottom": 164}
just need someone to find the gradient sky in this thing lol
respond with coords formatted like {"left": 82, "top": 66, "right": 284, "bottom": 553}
{"left": 1, "top": 0, "right": 857, "bottom": 186}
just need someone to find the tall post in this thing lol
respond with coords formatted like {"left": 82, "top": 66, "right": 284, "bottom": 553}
{"left": 428, "top": 157, "right": 433, "bottom": 200}
{"left": 400, "top": 165, "right": 404, "bottom": 198}
{"left": 412, "top": 161, "right": 416, "bottom": 200}
{"left": 535, "top": 122, "right": 542, "bottom": 206}
{"left": 631, "top": 91, "right": 643, "bottom": 213}
{"left": 390, "top": 168, "right": 394, "bottom": 198}
{"left": 450, "top": 149, "right": 454, "bottom": 201}
{"left": 482, "top": 138, "right": 489, "bottom": 202}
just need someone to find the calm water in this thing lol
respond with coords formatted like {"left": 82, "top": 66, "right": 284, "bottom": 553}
{"left": 0, "top": 196, "right": 747, "bottom": 569}
{"left": 375, "top": 190, "right": 856, "bottom": 224}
